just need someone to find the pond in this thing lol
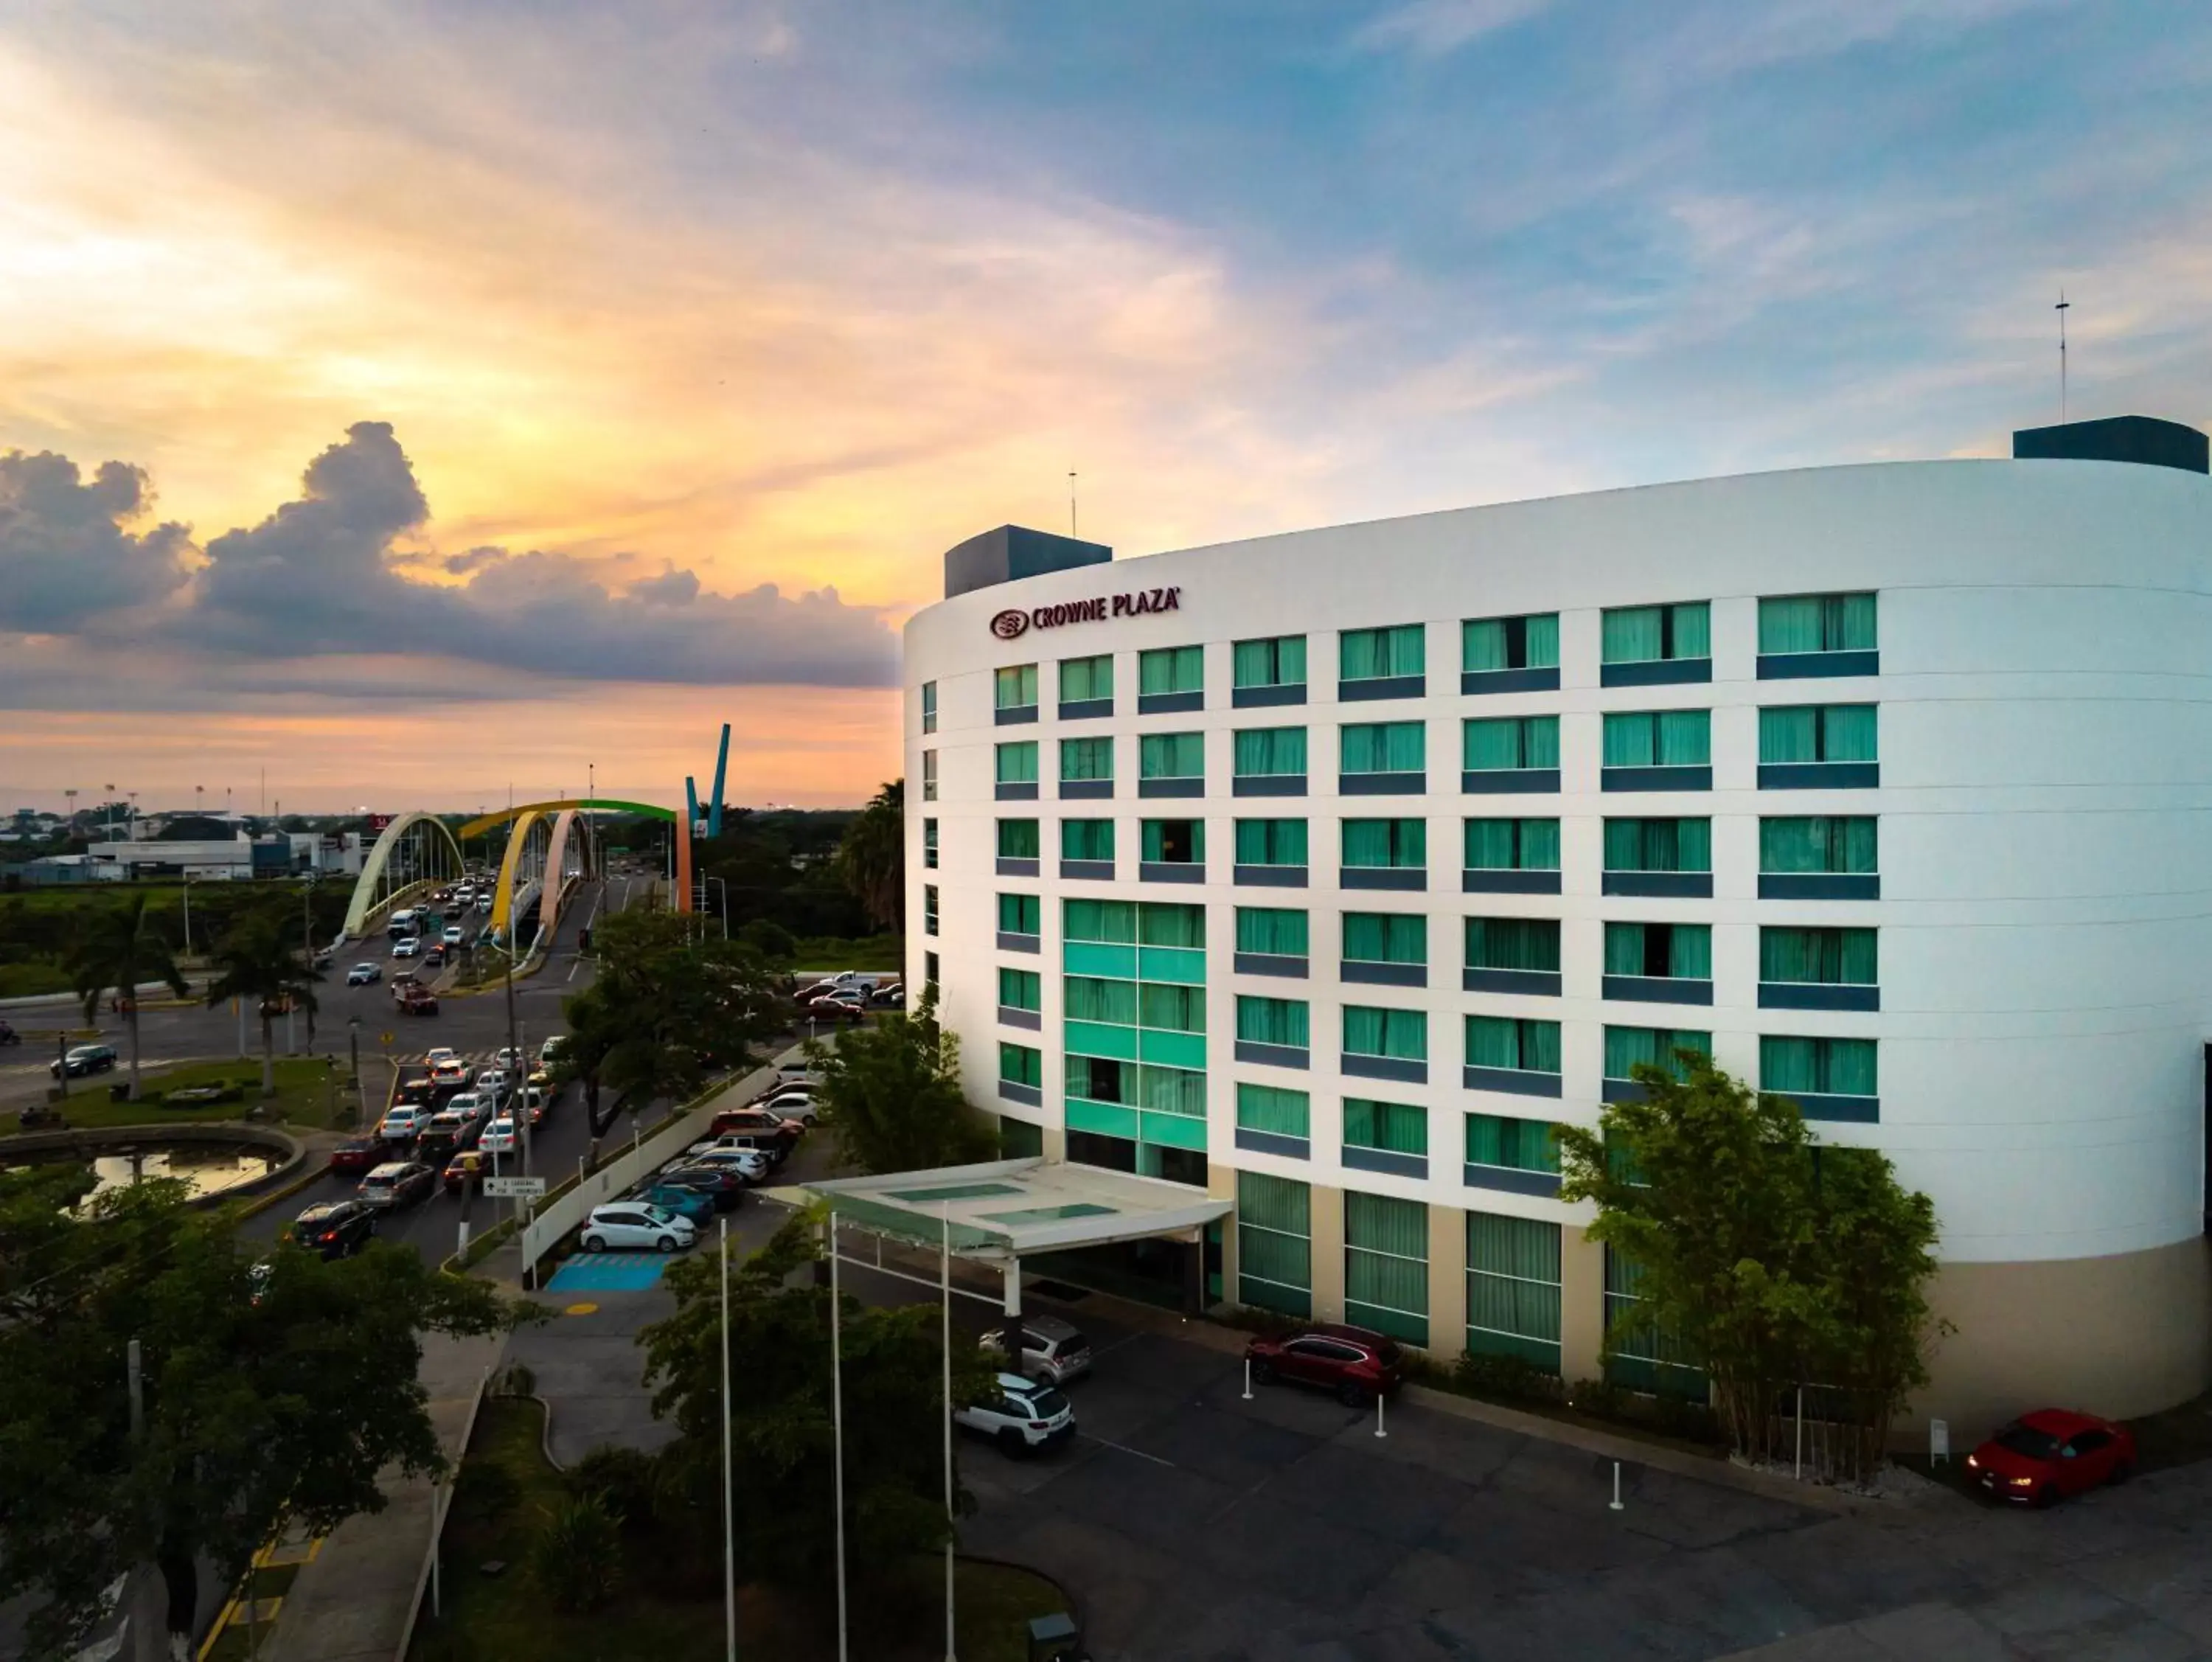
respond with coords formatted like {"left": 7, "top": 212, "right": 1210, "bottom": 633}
{"left": 3, "top": 1141, "right": 284, "bottom": 1202}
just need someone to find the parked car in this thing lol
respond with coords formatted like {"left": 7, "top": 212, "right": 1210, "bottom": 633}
{"left": 654, "top": 1166, "right": 746, "bottom": 1211}
{"left": 712, "top": 1106, "right": 806, "bottom": 1142}
{"left": 773, "top": 1060, "right": 818, "bottom": 1086}
{"left": 1966, "top": 1411, "right": 2138, "bottom": 1506}
{"left": 754, "top": 1090, "right": 819, "bottom": 1125}
{"left": 629, "top": 1182, "right": 717, "bottom": 1225}
{"left": 289, "top": 1199, "right": 378, "bottom": 1259}
{"left": 681, "top": 1147, "right": 771, "bottom": 1184}
{"left": 376, "top": 1105, "right": 429, "bottom": 1143}
{"left": 51, "top": 1044, "right": 120, "bottom": 1079}
{"left": 442, "top": 1149, "right": 487, "bottom": 1195}
{"left": 1244, "top": 1325, "right": 1408, "bottom": 1408}
{"left": 685, "top": 1129, "right": 789, "bottom": 1167}
{"left": 359, "top": 1162, "right": 437, "bottom": 1209}
{"left": 981, "top": 1315, "right": 1093, "bottom": 1386}
{"left": 391, "top": 937, "right": 420, "bottom": 959}
{"left": 479, "top": 1117, "right": 519, "bottom": 1155}
{"left": 327, "top": 1138, "right": 383, "bottom": 1175}
{"left": 955, "top": 1371, "right": 1076, "bottom": 1456}
{"left": 580, "top": 1203, "right": 695, "bottom": 1254}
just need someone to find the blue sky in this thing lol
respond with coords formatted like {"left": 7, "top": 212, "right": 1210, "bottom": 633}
{"left": 1, "top": 0, "right": 2207, "bottom": 804}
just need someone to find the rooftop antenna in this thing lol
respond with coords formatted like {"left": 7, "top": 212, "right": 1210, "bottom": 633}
{"left": 2056, "top": 291, "right": 2070, "bottom": 423}
{"left": 1069, "top": 470, "right": 1078, "bottom": 540}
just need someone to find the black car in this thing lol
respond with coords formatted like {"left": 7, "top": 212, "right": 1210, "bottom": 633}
{"left": 655, "top": 1166, "right": 746, "bottom": 1211}
{"left": 50, "top": 1044, "right": 119, "bottom": 1079}
{"left": 0, "top": 1019, "right": 18, "bottom": 1046}
{"left": 291, "top": 1200, "right": 378, "bottom": 1259}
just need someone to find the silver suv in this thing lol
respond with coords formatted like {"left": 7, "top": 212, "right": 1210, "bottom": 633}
{"left": 981, "top": 1314, "right": 1093, "bottom": 1385}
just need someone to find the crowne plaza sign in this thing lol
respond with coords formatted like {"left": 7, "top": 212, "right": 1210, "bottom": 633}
{"left": 990, "top": 586, "right": 1183, "bottom": 639}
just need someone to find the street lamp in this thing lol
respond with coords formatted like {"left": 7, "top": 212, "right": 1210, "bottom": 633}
{"left": 701, "top": 876, "right": 729, "bottom": 940}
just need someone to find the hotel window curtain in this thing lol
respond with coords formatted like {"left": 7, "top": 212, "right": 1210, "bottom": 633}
{"left": 997, "top": 819, "right": 1040, "bottom": 859}
{"left": 1137, "top": 902, "right": 1206, "bottom": 948}
{"left": 1603, "top": 818, "right": 1711, "bottom": 872}
{"left": 1343, "top": 1006, "right": 1427, "bottom": 1060}
{"left": 1602, "top": 606, "right": 1664, "bottom": 664}
{"left": 1466, "top": 1212, "right": 1562, "bottom": 1342}
{"left": 1138, "top": 983, "right": 1206, "bottom": 1033}
{"left": 1604, "top": 1026, "right": 1710, "bottom": 1080}
{"left": 1759, "top": 816, "right": 1878, "bottom": 874}
{"left": 998, "top": 1043, "right": 1041, "bottom": 1086}
{"left": 1341, "top": 723, "right": 1425, "bottom": 774}
{"left": 1237, "top": 995, "right": 1309, "bottom": 1049}
{"left": 1234, "top": 727, "right": 1307, "bottom": 776}
{"left": 1064, "top": 976, "right": 1138, "bottom": 1026}
{"left": 1138, "top": 645, "right": 1203, "bottom": 696}
{"left": 1235, "top": 818, "right": 1308, "bottom": 866}
{"left": 1463, "top": 716, "right": 1559, "bottom": 771}
{"left": 1604, "top": 712, "right": 1711, "bottom": 768}
{"left": 998, "top": 967, "right": 1040, "bottom": 1010}
{"left": 1140, "top": 819, "right": 1203, "bottom": 863}
{"left": 1760, "top": 594, "right": 1877, "bottom": 653}
{"left": 994, "top": 664, "right": 1038, "bottom": 709}
{"left": 1761, "top": 1035, "right": 1878, "bottom": 1096}
{"left": 1137, "top": 1065, "right": 1206, "bottom": 1117}
{"left": 1344, "top": 1099, "right": 1427, "bottom": 1154}
{"left": 1233, "top": 635, "right": 1306, "bottom": 688}
{"left": 995, "top": 742, "right": 1038, "bottom": 784}
{"left": 1059, "top": 655, "right": 1112, "bottom": 703}
{"left": 1060, "top": 819, "right": 1113, "bottom": 861}
{"left": 1465, "top": 818, "right": 1560, "bottom": 870}
{"left": 1340, "top": 625, "right": 1425, "bottom": 681}
{"left": 1237, "top": 1083, "right": 1310, "bottom": 1137}
{"left": 1466, "top": 1015, "right": 1561, "bottom": 1074}
{"left": 996, "top": 892, "right": 1039, "bottom": 933}
{"left": 1342, "top": 913, "right": 1426, "bottom": 964}
{"left": 1760, "top": 926, "right": 1877, "bottom": 984}
{"left": 1607, "top": 923, "right": 1711, "bottom": 979}
{"left": 1059, "top": 737, "right": 1113, "bottom": 782}
{"left": 1345, "top": 1193, "right": 1429, "bottom": 1318}
{"left": 1236, "top": 907, "right": 1310, "bottom": 957}
{"left": 1140, "top": 732, "right": 1206, "bottom": 778}
{"left": 1465, "top": 917, "right": 1560, "bottom": 973}
{"left": 1464, "top": 1113, "right": 1559, "bottom": 1172}
{"left": 1062, "top": 898, "right": 1135, "bottom": 943}
{"left": 1342, "top": 818, "right": 1425, "bottom": 868}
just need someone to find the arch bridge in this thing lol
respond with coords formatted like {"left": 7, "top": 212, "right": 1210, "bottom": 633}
{"left": 458, "top": 798, "right": 691, "bottom": 930}
{"left": 343, "top": 812, "right": 469, "bottom": 938}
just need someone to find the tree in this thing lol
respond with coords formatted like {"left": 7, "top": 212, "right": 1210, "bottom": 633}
{"left": 0, "top": 1167, "right": 524, "bottom": 1658}
{"left": 201, "top": 908, "right": 321, "bottom": 1096}
{"left": 1554, "top": 1054, "right": 1944, "bottom": 1478}
{"left": 554, "top": 908, "right": 779, "bottom": 1116}
{"left": 807, "top": 984, "right": 995, "bottom": 1174}
{"left": 831, "top": 779, "right": 905, "bottom": 934}
{"left": 735, "top": 917, "right": 797, "bottom": 964}
{"left": 636, "top": 1211, "right": 994, "bottom": 1600}
{"left": 65, "top": 892, "right": 189, "bottom": 1100}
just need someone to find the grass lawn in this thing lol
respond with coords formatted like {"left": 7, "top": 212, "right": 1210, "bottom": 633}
{"left": 44, "top": 1056, "right": 361, "bottom": 1133}
{"left": 791, "top": 933, "right": 903, "bottom": 973}
{"left": 0, "top": 962, "right": 72, "bottom": 998}
{"left": 410, "top": 1399, "right": 1068, "bottom": 1662}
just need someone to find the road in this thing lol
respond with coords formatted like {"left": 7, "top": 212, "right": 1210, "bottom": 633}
{"left": 235, "top": 877, "right": 650, "bottom": 1254}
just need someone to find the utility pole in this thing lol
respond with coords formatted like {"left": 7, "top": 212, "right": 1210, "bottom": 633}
{"left": 2056, "top": 291, "right": 2071, "bottom": 423}
{"left": 720, "top": 1216, "right": 737, "bottom": 1662}
{"left": 942, "top": 1204, "right": 957, "bottom": 1662}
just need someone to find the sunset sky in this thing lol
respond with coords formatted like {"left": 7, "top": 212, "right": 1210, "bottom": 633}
{"left": 4, "top": 0, "right": 2209, "bottom": 813}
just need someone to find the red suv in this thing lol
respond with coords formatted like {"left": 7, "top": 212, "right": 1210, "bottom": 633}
{"left": 1245, "top": 1324, "right": 1408, "bottom": 1407}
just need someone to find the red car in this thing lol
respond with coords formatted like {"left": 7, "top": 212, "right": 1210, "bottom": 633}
{"left": 327, "top": 1138, "right": 383, "bottom": 1175}
{"left": 1966, "top": 1409, "right": 2136, "bottom": 1506}
{"left": 1245, "top": 1324, "right": 1408, "bottom": 1408}
{"left": 400, "top": 990, "right": 439, "bottom": 1016}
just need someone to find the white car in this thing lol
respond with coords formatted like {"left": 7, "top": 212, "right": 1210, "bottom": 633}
{"left": 377, "top": 1105, "right": 428, "bottom": 1142}
{"left": 391, "top": 937, "right": 420, "bottom": 959}
{"left": 425, "top": 1047, "right": 459, "bottom": 1071}
{"left": 442, "top": 926, "right": 465, "bottom": 946}
{"left": 476, "top": 897, "right": 494, "bottom": 915}
{"left": 678, "top": 1147, "right": 771, "bottom": 1183}
{"left": 540, "top": 1035, "right": 568, "bottom": 1063}
{"left": 580, "top": 1203, "right": 695, "bottom": 1254}
{"left": 475, "top": 1068, "right": 509, "bottom": 1098}
{"left": 955, "top": 1371, "right": 1075, "bottom": 1455}
{"left": 493, "top": 1047, "right": 521, "bottom": 1071}
{"left": 757, "top": 1090, "right": 818, "bottom": 1124}
{"left": 479, "top": 1117, "right": 519, "bottom": 1155}
{"left": 981, "top": 1315, "right": 1094, "bottom": 1385}
{"left": 346, "top": 963, "right": 380, "bottom": 986}
{"left": 444, "top": 1091, "right": 488, "bottom": 1125}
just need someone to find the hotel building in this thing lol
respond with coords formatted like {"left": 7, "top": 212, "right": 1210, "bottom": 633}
{"left": 902, "top": 416, "right": 2212, "bottom": 1436}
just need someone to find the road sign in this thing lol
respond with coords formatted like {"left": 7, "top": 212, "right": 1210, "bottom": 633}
{"left": 380, "top": 1032, "right": 394, "bottom": 1046}
{"left": 483, "top": 1175, "right": 547, "bottom": 1200}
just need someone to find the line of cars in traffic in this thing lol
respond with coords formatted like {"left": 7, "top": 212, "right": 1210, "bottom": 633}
{"left": 287, "top": 1037, "right": 568, "bottom": 1253}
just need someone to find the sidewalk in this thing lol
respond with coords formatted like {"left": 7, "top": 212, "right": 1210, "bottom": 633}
{"left": 261, "top": 1329, "right": 507, "bottom": 1662}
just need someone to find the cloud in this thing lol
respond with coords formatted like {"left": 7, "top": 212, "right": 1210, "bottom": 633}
{"left": 0, "top": 448, "right": 192, "bottom": 630}
{"left": 1354, "top": 0, "right": 1554, "bottom": 56}
{"left": 0, "top": 420, "right": 899, "bottom": 703}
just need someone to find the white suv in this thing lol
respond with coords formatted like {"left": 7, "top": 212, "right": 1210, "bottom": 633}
{"left": 580, "top": 1204, "right": 695, "bottom": 1254}
{"left": 955, "top": 1371, "right": 1075, "bottom": 1456}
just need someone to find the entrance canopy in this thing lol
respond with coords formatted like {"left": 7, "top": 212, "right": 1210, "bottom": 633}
{"left": 771, "top": 1157, "right": 1230, "bottom": 1263}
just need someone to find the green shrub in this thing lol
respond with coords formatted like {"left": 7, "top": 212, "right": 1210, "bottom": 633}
{"left": 563, "top": 1445, "right": 665, "bottom": 1534}
{"left": 454, "top": 1460, "right": 522, "bottom": 1527}
{"left": 1454, "top": 1350, "right": 1565, "bottom": 1405}
{"left": 528, "top": 1492, "right": 622, "bottom": 1613}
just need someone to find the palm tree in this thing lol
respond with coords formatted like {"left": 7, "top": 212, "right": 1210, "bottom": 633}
{"left": 64, "top": 893, "right": 190, "bottom": 1102}
{"left": 203, "top": 911, "right": 322, "bottom": 1098}
{"left": 832, "top": 779, "right": 905, "bottom": 934}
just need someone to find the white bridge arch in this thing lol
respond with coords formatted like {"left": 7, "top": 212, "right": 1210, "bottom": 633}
{"left": 342, "top": 811, "right": 468, "bottom": 938}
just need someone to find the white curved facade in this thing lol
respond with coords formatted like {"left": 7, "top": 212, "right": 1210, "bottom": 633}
{"left": 904, "top": 457, "right": 2212, "bottom": 1433}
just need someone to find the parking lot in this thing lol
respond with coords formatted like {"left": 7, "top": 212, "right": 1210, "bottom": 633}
{"left": 515, "top": 1220, "right": 2212, "bottom": 1662}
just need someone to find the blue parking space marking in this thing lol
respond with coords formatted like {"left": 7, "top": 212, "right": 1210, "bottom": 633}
{"left": 546, "top": 1253, "right": 669, "bottom": 1291}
